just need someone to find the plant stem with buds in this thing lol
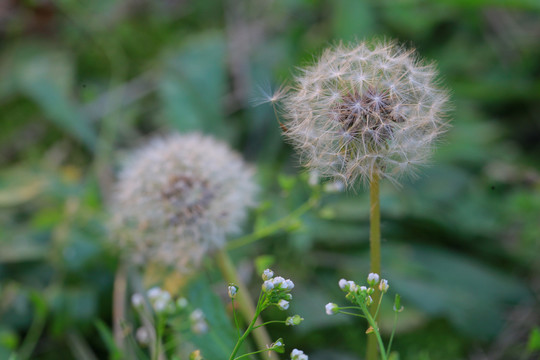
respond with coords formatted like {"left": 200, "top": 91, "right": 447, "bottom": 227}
{"left": 367, "top": 171, "right": 381, "bottom": 360}
{"left": 215, "top": 249, "right": 276, "bottom": 360}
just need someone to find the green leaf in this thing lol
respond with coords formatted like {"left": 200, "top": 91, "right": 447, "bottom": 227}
{"left": 180, "top": 276, "right": 237, "bottom": 360}
{"left": 528, "top": 327, "right": 540, "bottom": 352}
{"left": 158, "top": 32, "right": 228, "bottom": 137}
{"left": 0, "top": 43, "right": 97, "bottom": 151}
{"left": 94, "top": 320, "right": 123, "bottom": 360}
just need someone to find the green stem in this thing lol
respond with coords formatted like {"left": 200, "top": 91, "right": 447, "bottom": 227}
{"left": 235, "top": 348, "right": 273, "bottom": 360}
{"left": 229, "top": 302, "right": 262, "bottom": 360}
{"left": 232, "top": 298, "right": 241, "bottom": 337}
{"left": 374, "top": 293, "right": 384, "bottom": 321}
{"left": 153, "top": 316, "right": 164, "bottom": 360}
{"left": 226, "top": 194, "right": 318, "bottom": 250}
{"left": 216, "top": 249, "right": 276, "bottom": 360}
{"left": 16, "top": 295, "right": 47, "bottom": 360}
{"left": 386, "top": 311, "right": 399, "bottom": 358}
{"left": 337, "top": 311, "right": 366, "bottom": 318}
{"left": 367, "top": 171, "right": 381, "bottom": 360}
{"left": 253, "top": 320, "right": 285, "bottom": 329}
{"left": 362, "top": 304, "right": 387, "bottom": 360}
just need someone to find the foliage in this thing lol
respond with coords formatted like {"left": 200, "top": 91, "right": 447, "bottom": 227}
{"left": 1, "top": 0, "right": 539, "bottom": 359}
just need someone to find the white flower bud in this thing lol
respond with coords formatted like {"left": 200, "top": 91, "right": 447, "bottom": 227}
{"left": 135, "top": 327, "right": 150, "bottom": 345}
{"left": 262, "top": 280, "right": 274, "bottom": 292}
{"left": 285, "top": 315, "right": 304, "bottom": 326}
{"left": 277, "top": 299, "right": 290, "bottom": 310}
{"left": 228, "top": 284, "right": 238, "bottom": 299}
{"left": 367, "top": 273, "right": 380, "bottom": 286}
{"left": 262, "top": 269, "right": 274, "bottom": 281}
{"left": 131, "top": 293, "right": 144, "bottom": 308}
{"left": 176, "top": 297, "right": 188, "bottom": 309}
{"left": 366, "top": 296, "right": 373, "bottom": 306}
{"left": 338, "top": 278, "right": 349, "bottom": 290}
{"left": 147, "top": 287, "right": 162, "bottom": 300}
{"left": 291, "top": 348, "right": 309, "bottom": 360}
{"left": 282, "top": 279, "right": 295, "bottom": 291}
{"left": 272, "top": 276, "right": 285, "bottom": 287}
{"left": 379, "top": 279, "right": 389, "bottom": 293}
{"left": 325, "top": 302, "right": 339, "bottom": 315}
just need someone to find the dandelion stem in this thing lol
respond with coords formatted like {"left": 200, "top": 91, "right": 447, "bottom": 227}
{"left": 367, "top": 171, "right": 381, "bottom": 360}
{"left": 215, "top": 249, "right": 277, "bottom": 360}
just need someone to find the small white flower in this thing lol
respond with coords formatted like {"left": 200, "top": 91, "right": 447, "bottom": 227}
{"left": 147, "top": 287, "right": 162, "bottom": 300}
{"left": 176, "top": 297, "right": 188, "bottom": 309}
{"left": 338, "top": 278, "right": 348, "bottom": 290}
{"left": 135, "top": 327, "right": 150, "bottom": 345}
{"left": 190, "top": 309, "right": 205, "bottom": 322}
{"left": 367, "top": 273, "right": 380, "bottom": 286}
{"left": 272, "top": 276, "right": 285, "bottom": 287}
{"left": 291, "top": 348, "right": 309, "bottom": 360}
{"left": 325, "top": 302, "right": 339, "bottom": 315}
{"left": 379, "top": 279, "right": 389, "bottom": 293}
{"left": 262, "top": 269, "right": 274, "bottom": 281}
{"left": 360, "top": 286, "right": 368, "bottom": 292}
{"left": 191, "top": 320, "right": 209, "bottom": 335}
{"left": 153, "top": 298, "right": 168, "bottom": 313}
{"left": 277, "top": 299, "right": 290, "bottom": 310}
{"left": 131, "top": 293, "right": 144, "bottom": 308}
{"left": 228, "top": 284, "right": 238, "bottom": 299}
{"left": 262, "top": 280, "right": 274, "bottom": 292}
{"left": 270, "top": 338, "right": 285, "bottom": 352}
{"left": 285, "top": 315, "right": 304, "bottom": 326}
{"left": 282, "top": 279, "right": 295, "bottom": 291}
{"left": 366, "top": 296, "right": 373, "bottom": 306}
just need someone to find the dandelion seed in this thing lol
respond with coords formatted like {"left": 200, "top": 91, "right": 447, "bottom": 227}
{"left": 278, "top": 40, "right": 450, "bottom": 186}
{"left": 109, "top": 133, "right": 257, "bottom": 272}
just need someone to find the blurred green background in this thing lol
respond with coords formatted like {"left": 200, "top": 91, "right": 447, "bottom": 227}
{"left": 1, "top": 0, "right": 539, "bottom": 359}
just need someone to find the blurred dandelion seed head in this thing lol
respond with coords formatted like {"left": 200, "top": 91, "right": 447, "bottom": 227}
{"left": 278, "top": 40, "right": 450, "bottom": 186}
{"left": 110, "top": 133, "right": 257, "bottom": 271}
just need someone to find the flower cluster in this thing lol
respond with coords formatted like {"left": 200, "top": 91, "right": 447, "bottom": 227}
{"left": 228, "top": 270, "right": 304, "bottom": 360}
{"left": 326, "top": 273, "right": 389, "bottom": 316}
{"left": 130, "top": 286, "right": 209, "bottom": 349}
{"left": 132, "top": 286, "right": 175, "bottom": 314}
{"left": 110, "top": 133, "right": 257, "bottom": 271}
{"left": 276, "top": 40, "right": 450, "bottom": 186}
{"left": 190, "top": 308, "right": 209, "bottom": 335}
{"left": 261, "top": 269, "right": 295, "bottom": 311}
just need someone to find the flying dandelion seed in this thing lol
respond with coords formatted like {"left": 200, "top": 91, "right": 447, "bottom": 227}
{"left": 277, "top": 40, "right": 450, "bottom": 186}
{"left": 109, "top": 133, "right": 257, "bottom": 271}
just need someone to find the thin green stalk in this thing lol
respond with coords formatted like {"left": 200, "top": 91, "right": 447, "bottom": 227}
{"left": 386, "top": 311, "right": 399, "bottom": 358}
{"left": 367, "top": 171, "right": 381, "bottom": 360}
{"left": 362, "top": 304, "right": 387, "bottom": 360}
{"left": 253, "top": 320, "right": 285, "bottom": 329}
{"left": 337, "top": 311, "right": 366, "bottom": 318}
{"left": 229, "top": 298, "right": 263, "bottom": 360}
{"left": 226, "top": 194, "right": 318, "bottom": 250}
{"left": 215, "top": 249, "right": 276, "bottom": 360}
{"left": 234, "top": 348, "right": 272, "bottom": 360}
{"left": 153, "top": 316, "right": 164, "bottom": 360}
{"left": 232, "top": 298, "right": 241, "bottom": 337}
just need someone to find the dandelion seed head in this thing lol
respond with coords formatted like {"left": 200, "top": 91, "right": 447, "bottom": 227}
{"left": 109, "top": 133, "right": 257, "bottom": 272}
{"left": 278, "top": 40, "right": 450, "bottom": 186}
